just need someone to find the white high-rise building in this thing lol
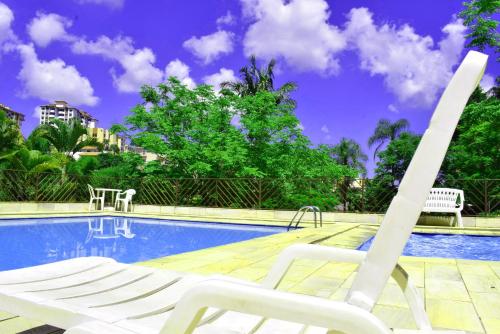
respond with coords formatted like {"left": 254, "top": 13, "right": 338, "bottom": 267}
{"left": 39, "top": 101, "right": 97, "bottom": 128}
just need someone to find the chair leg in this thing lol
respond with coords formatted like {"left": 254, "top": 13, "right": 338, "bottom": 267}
{"left": 456, "top": 212, "right": 463, "bottom": 228}
{"left": 88, "top": 199, "right": 93, "bottom": 212}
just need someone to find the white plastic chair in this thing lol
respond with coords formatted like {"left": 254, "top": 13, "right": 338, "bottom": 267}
{"left": 87, "top": 184, "right": 104, "bottom": 211}
{"left": 0, "top": 51, "right": 487, "bottom": 334}
{"left": 114, "top": 189, "right": 136, "bottom": 212}
{"left": 423, "top": 188, "right": 464, "bottom": 227}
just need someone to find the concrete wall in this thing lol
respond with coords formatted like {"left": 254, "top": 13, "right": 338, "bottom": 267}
{"left": 0, "top": 202, "right": 499, "bottom": 228}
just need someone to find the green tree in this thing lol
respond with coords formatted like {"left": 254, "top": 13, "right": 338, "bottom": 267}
{"left": 221, "top": 55, "right": 297, "bottom": 106}
{"left": 329, "top": 138, "right": 368, "bottom": 211}
{"left": 365, "top": 133, "right": 421, "bottom": 211}
{"left": 368, "top": 118, "right": 410, "bottom": 159}
{"left": 25, "top": 127, "right": 51, "bottom": 153}
{"left": 459, "top": 0, "right": 499, "bottom": 57}
{"left": 37, "top": 119, "right": 99, "bottom": 158}
{"left": 373, "top": 132, "right": 421, "bottom": 187}
{"left": 0, "top": 110, "right": 23, "bottom": 155}
{"left": 444, "top": 96, "right": 499, "bottom": 179}
{"left": 330, "top": 138, "right": 368, "bottom": 175}
{"left": 122, "top": 79, "right": 248, "bottom": 178}
{"left": 235, "top": 90, "right": 304, "bottom": 177}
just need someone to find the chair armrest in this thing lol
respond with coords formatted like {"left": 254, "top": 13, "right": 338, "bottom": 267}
{"left": 160, "top": 279, "right": 391, "bottom": 334}
{"left": 261, "top": 244, "right": 366, "bottom": 288}
{"left": 262, "top": 244, "right": 431, "bottom": 330}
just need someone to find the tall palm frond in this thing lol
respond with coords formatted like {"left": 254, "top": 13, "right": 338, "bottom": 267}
{"left": 0, "top": 148, "right": 63, "bottom": 174}
{"left": 368, "top": 118, "right": 409, "bottom": 159}
{"left": 331, "top": 138, "right": 368, "bottom": 175}
{"left": 38, "top": 119, "right": 99, "bottom": 158}
{"left": 221, "top": 55, "right": 297, "bottom": 105}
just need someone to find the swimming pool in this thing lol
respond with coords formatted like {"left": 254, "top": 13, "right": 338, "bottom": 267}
{"left": 359, "top": 233, "right": 500, "bottom": 261}
{"left": 0, "top": 216, "right": 286, "bottom": 271}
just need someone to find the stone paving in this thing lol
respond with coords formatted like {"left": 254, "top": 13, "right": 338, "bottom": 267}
{"left": 0, "top": 222, "right": 499, "bottom": 333}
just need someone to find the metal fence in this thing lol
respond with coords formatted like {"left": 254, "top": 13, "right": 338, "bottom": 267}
{"left": 0, "top": 169, "right": 498, "bottom": 216}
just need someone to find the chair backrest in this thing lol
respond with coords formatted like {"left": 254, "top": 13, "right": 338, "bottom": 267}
{"left": 423, "top": 188, "right": 463, "bottom": 210}
{"left": 124, "top": 189, "right": 136, "bottom": 201}
{"left": 346, "top": 51, "right": 488, "bottom": 311}
{"left": 87, "top": 184, "right": 95, "bottom": 198}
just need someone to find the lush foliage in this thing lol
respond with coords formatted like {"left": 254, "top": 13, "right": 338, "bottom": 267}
{"left": 443, "top": 89, "right": 500, "bottom": 179}
{"left": 459, "top": 0, "right": 499, "bottom": 57}
{"left": 38, "top": 119, "right": 100, "bottom": 158}
{"left": 0, "top": 110, "right": 23, "bottom": 154}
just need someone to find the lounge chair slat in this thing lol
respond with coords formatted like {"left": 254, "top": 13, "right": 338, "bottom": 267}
{"left": 52, "top": 270, "right": 183, "bottom": 309}
{"left": 80, "top": 275, "right": 205, "bottom": 321}
{"left": 3, "top": 263, "right": 129, "bottom": 294}
{"left": 17, "top": 266, "right": 155, "bottom": 301}
{"left": 0, "top": 257, "right": 116, "bottom": 285}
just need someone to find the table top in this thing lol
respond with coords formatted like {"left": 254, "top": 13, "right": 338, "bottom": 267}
{"left": 94, "top": 188, "right": 122, "bottom": 192}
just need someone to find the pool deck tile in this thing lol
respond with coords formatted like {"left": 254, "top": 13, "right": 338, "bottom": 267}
{"left": 1, "top": 221, "right": 500, "bottom": 333}
{"left": 426, "top": 298, "right": 484, "bottom": 333}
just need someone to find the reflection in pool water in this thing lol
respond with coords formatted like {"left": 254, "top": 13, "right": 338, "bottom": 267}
{"left": 86, "top": 217, "right": 136, "bottom": 242}
{"left": 0, "top": 216, "right": 285, "bottom": 270}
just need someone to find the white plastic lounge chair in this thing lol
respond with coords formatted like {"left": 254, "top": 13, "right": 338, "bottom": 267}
{"left": 423, "top": 188, "right": 464, "bottom": 227}
{"left": 87, "top": 184, "right": 105, "bottom": 211}
{"left": 0, "top": 51, "right": 487, "bottom": 334}
{"left": 115, "top": 189, "right": 136, "bottom": 212}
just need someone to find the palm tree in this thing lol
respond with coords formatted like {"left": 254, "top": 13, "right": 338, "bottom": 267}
{"left": 331, "top": 138, "right": 368, "bottom": 174}
{"left": 330, "top": 138, "right": 368, "bottom": 211}
{"left": 0, "top": 148, "right": 64, "bottom": 174}
{"left": 38, "top": 119, "right": 99, "bottom": 158}
{"left": 368, "top": 118, "right": 409, "bottom": 159}
{"left": 221, "top": 55, "right": 297, "bottom": 106}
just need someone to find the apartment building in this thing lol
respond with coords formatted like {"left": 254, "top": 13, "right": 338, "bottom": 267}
{"left": 87, "top": 127, "right": 124, "bottom": 151}
{"left": 0, "top": 104, "right": 25, "bottom": 127}
{"left": 39, "top": 101, "right": 96, "bottom": 128}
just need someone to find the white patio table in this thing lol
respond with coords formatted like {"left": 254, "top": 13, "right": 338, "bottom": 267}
{"left": 94, "top": 188, "right": 121, "bottom": 211}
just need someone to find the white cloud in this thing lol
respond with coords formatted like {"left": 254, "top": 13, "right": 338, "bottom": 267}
{"left": 16, "top": 43, "right": 99, "bottom": 106}
{"left": 388, "top": 104, "right": 399, "bottom": 113}
{"left": 165, "top": 59, "right": 196, "bottom": 89}
{"left": 0, "top": 2, "right": 17, "bottom": 47}
{"left": 216, "top": 11, "right": 235, "bottom": 27}
{"left": 27, "top": 12, "right": 74, "bottom": 47}
{"left": 32, "top": 106, "right": 42, "bottom": 118}
{"left": 203, "top": 68, "right": 237, "bottom": 91}
{"left": 75, "top": 0, "right": 124, "bottom": 9}
{"left": 183, "top": 30, "right": 234, "bottom": 64}
{"left": 72, "top": 36, "right": 163, "bottom": 93}
{"left": 242, "top": 0, "right": 346, "bottom": 75}
{"left": 480, "top": 73, "right": 495, "bottom": 91}
{"left": 320, "top": 125, "right": 329, "bottom": 133}
{"left": 344, "top": 8, "right": 466, "bottom": 107}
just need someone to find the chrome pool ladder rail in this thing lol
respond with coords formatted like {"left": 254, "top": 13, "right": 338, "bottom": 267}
{"left": 287, "top": 206, "right": 322, "bottom": 231}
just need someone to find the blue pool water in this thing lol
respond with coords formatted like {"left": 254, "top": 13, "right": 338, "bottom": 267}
{"left": 0, "top": 216, "right": 286, "bottom": 271}
{"left": 359, "top": 233, "right": 500, "bottom": 261}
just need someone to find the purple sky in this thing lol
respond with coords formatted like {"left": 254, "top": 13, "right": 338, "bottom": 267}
{"left": 0, "top": 0, "right": 498, "bottom": 175}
